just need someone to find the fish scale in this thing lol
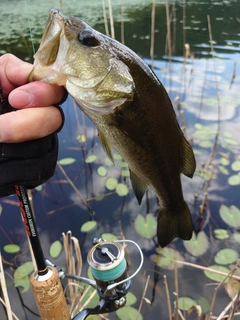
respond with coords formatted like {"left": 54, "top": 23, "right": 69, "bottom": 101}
{"left": 29, "top": 8, "right": 196, "bottom": 247}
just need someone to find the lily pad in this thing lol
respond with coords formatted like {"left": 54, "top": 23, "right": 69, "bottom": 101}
{"left": 134, "top": 213, "right": 157, "bottom": 239}
{"left": 101, "top": 233, "right": 118, "bottom": 241}
{"left": 233, "top": 232, "right": 240, "bottom": 243}
{"left": 85, "top": 155, "right": 97, "bottom": 163}
{"left": 228, "top": 174, "right": 240, "bottom": 186}
{"left": 223, "top": 131, "right": 233, "bottom": 138}
{"left": 214, "top": 229, "right": 229, "bottom": 240}
{"left": 58, "top": 158, "right": 76, "bottom": 165}
{"left": 49, "top": 240, "right": 62, "bottom": 259}
{"left": 77, "top": 134, "right": 86, "bottom": 143}
{"left": 175, "top": 297, "right": 196, "bottom": 311}
{"left": 126, "top": 292, "right": 137, "bottom": 306}
{"left": 121, "top": 169, "right": 130, "bottom": 177}
{"left": 194, "top": 123, "right": 203, "bottom": 130}
{"left": 152, "top": 247, "right": 184, "bottom": 270}
{"left": 218, "top": 166, "right": 229, "bottom": 175}
{"left": 97, "top": 166, "right": 108, "bottom": 177}
{"left": 231, "top": 161, "right": 240, "bottom": 171}
{"left": 204, "top": 265, "right": 230, "bottom": 282}
{"left": 113, "top": 153, "right": 122, "bottom": 160}
{"left": 79, "top": 283, "right": 99, "bottom": 309}
{"left": 14, "top": 276, "right": 31, "bottom": 293}
{"left": 183, "top": 231, "right": 209, "bottom": 256}
{"left": 116, "top": 183, "right": 129, "bottom": 196}
{"left": 105, "top": 177, "right": 118, "bottom": 190}
{"left": 95, "top": 194, "right": 104, "bottom": 201}
{"left": 214, "top": 248, "right": 238, "bottom": 265}
{"left": 199, "top": 141, "right": 213, "bottom": 148}
{"left": 14, "top": 262, "right": 34, "bottom": 280}
{"left": 4, "top": 244, "right": 20, "bottom": 254}
{"left": 116, "top": 306, "right": 143, "bottom": 320}
{"left": 105, "top": 158, "right": 114, "bottom": 166}
{"left": 196, "top": 297, "right": 210, "bottom": 313}
{"left": 117, "top": 161, "right": 128, "bottom": 168}
{"left": 219, "top": 205, "right": 240, "bottom": 227}
{"left": 195, "top": 168, "right": 214, "bottom": 180}
{"left": 224, "top": 138, "right": 238, "bottom": 146}
{"left": 81, "top": 221, "right": 97, "bottom": 233}
{"left": 220, "top": 157, "right": 230, "bottom": 166}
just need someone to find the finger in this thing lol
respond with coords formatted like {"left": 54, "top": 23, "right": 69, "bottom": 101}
{"left": 0, "top": 54, "right": 32, "bottom": 95}
{"left": 0, "top": 106, "right": 62, "bottom": 143}
{"left": 9, "top": 82, "right": 65, "bottom": 109}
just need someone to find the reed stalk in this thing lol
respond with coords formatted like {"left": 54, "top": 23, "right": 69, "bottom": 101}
{"left": 121, "top": 2, "right": 125, "bottom": 44}
{"left": 108, "top": 0, "right": 115, "bottom": 39}
{"left": 150, "top": 0, "right": 156, "bottom": 69}
{"left": 0, "top": 254, "right": 13, "bottom": 320}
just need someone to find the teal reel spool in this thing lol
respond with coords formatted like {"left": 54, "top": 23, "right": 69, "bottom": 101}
{"left": 87, "top": 240, "right": 128, "bottom": 291}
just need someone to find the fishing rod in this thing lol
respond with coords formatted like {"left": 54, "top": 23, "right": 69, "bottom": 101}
{"left": 14, "top": 185, "right": 70, "bottom": 319}
{"left": 15, "top": 185, "right": 143, "bottom": 319}
{"left": 14, "top": 180, "right": 144, "bottom": 320}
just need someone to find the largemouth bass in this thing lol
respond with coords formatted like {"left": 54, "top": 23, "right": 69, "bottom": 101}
{"left": 29, "top": 9, "right": 196, "bottom": 247}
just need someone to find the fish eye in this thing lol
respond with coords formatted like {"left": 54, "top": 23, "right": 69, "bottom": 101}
{"left": 78, "top": 30, "right": 100, "bottom": 47}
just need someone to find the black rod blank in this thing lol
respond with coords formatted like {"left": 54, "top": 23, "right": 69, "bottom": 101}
{"left": 15, "top": 185, "right": 47, "bottom": 275}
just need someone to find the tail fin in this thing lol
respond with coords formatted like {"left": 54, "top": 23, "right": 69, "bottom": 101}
{"left": 157, "top": 201, "right": 193, "bottom": 247}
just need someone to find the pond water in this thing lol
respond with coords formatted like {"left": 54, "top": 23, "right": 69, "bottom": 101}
{"left": 1, "top": 0, "right": 240, "bottom": 319}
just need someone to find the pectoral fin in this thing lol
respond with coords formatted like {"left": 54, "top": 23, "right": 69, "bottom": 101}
{"left": 114, "top": 113, "right": 146, "bottom": 149}
{"left": 130, "top": 170, "right": 148, "bottom": 204}
{"left": 182, "top": 138, "right": 196, "bottom": 178}
{"left": 98, "top": 130, "right": 114, "bottom": 164}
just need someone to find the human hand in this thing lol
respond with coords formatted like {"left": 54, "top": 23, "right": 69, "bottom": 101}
{"left": 0, "top": 53, "right": 65, "bottom": 142}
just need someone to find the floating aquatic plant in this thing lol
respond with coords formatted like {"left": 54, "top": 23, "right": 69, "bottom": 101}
{"left": 175, "top": 297, "right": 196, "bottom": 311}
{"left": 14, "top": 261, "right": 34, "bottom": 293}
{"left": 152, "top": 247, "right": 184, "bottom": 270}
{"left": 214, "top": 248, "right": 238, "bottom": 265}
{"left": 219, "top": 205, "right": 240, "bottom": 228}
{"left": 116, "top": 183, "right": 129, "bottom": 196}
{"left": 58, "top": 157, "right": 76, "bottom": 165}
{"left": 97, "top": 166, "right": 108, "bottom": 177}
{"left": 214, "top": 229, "right": 230, "bottom": 240}
{"left": 134, "top": 213, "right": 157, "bottom": 239}
{"left": 81, "top": 221, "right": 97, "bottom": 233}
{"left": 183, "top": 231, "right": 209, "bottom": 256}
{"left": 49, "top": 240, "right": 62, "bottom": 259}
{"left": 3, "top": 244, "right": 20, "bottom": 254}
{"left": 116, "top": 306, "right": 143, "bottom": 320}
{"left": 204, "top": 265, "right": 230, "bottom": 283}
{"left": 105, "top": 177, "right": 118, "bottom": 190}
{"left": 85, "top": 154, "right": 97, "bottom": 163}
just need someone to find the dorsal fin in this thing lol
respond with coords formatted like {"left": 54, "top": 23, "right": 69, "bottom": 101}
{"left": 182, "top": 138, "right": 196, "bottom": 178}
{"left": 130, "top": 170, "right": 148, "bottom": 204}
{"left": 98, "top": 130, "right": 114, "bottom": 164}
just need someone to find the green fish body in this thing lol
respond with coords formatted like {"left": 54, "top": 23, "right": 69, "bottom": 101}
{"left": 29, "top": 9, "right": 196, "bottom": 247}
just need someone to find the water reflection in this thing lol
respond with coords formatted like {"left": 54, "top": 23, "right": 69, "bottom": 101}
{"left": 1, "top": 0, "right": 240, "bottom": 319}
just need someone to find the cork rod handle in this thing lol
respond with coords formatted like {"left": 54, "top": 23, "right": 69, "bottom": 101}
{"left": 31, "top": 266, "right": 70, "bottom": 320}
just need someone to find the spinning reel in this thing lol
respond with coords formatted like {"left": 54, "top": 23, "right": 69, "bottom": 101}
{"left": 47, "top": 237, "right": 144, "bottom": 320}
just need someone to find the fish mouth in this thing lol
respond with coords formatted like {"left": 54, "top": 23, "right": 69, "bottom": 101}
{"left": 28, "top": 8, "right": 67, "bottom": 82}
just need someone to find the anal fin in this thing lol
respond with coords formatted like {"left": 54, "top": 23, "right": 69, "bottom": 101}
{"left": 130, "top": 170, "right": 148, "bottom": 204}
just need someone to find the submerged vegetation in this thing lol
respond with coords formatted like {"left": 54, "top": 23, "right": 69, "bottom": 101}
{"left": 1, "top": 0, "right": 240, "bottom": 319}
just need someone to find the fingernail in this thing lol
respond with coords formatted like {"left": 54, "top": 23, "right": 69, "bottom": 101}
{"left": 9, "top": 90, "right": 32, "bottom": 108}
